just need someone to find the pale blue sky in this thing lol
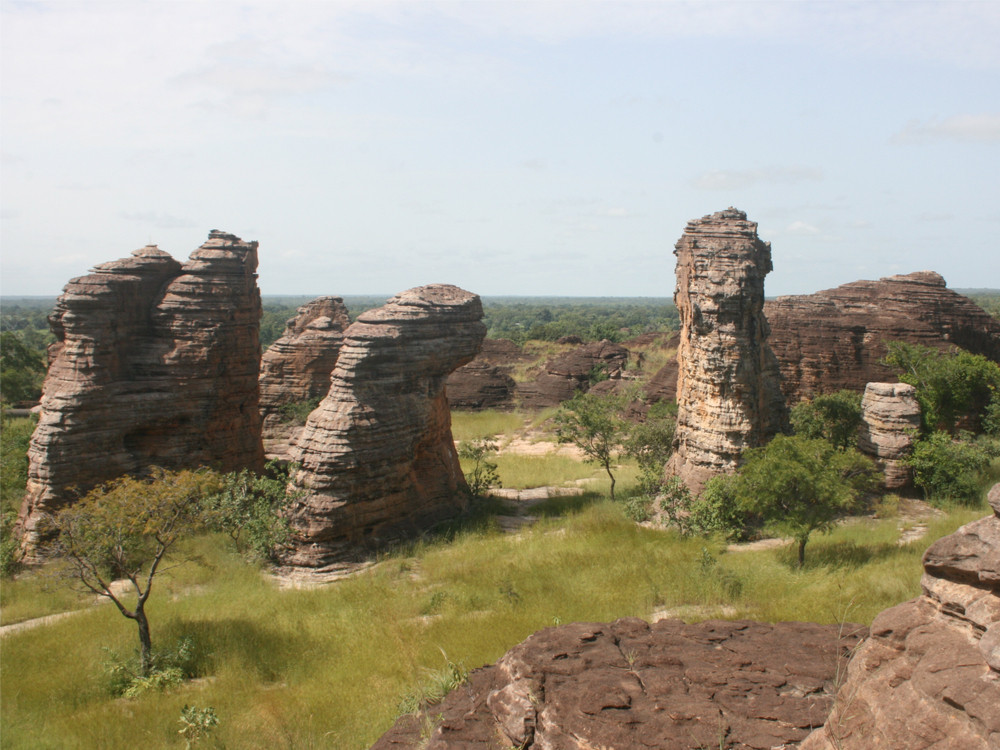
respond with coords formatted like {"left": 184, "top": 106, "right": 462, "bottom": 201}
{"left": 2, "top": 0, "right": 998, "bottom": 297}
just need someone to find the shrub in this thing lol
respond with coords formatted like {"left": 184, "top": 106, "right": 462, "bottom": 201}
{"left": 458, "top": 438, "right": 502, "bottom": 497}
{"left": 790, "top": 390, "right": 863, "bottom": 450}
{"left": 907, "top": 431, "right": 991, "bottom": 506}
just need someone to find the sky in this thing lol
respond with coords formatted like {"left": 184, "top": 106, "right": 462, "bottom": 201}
{"left": 2, "top": 0, "right": 998, "bottom": 299}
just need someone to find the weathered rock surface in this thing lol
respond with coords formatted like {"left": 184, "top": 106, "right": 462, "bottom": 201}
{"left": 666, "top": 208, "right": 787, "bottom": 493}
{"left": 258, "top": 296, "right": 350, "bottom": 459}
{"left": 18, "top": 231, "right": 264, "bottom": 551}
{"left": 446, "top": 340, "right": 526, "bottom": 411}
{"left": 372, "top": 617, "right": 866, "bottom": 749}
{"left": 765, "top": 271, "right": 1000, "bottom": 403}
{"left": 516, "top": 339, "right": 629, "bottom": 409}
{"left": 857, "top": 382, "right": 922, "bottom": 489}
{"left": 802, "top": 483, "right": 1000, "bottom": 750}
{"left": 283, "top": 284, "right": 485, "bottom": 570}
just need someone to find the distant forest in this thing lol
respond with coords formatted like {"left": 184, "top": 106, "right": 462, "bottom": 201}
{"left": 3, "top": 290, "right": 999, "bottom": 402}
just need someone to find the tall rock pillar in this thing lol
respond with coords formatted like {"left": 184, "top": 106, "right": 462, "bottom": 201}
{"left": 282, "top": 284, "right": 485, "bottom": 571}
{"left": 666, "top": 208, "right": 787, "bottom": 492}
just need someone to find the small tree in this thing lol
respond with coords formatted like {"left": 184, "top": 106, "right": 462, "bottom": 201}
{"left": 458, "top": 438, "right": 502, "bottom": 497}
{"left": 731, "top": 435, "right": 876, "bottom": 567}
{"left": 201, "top": 460, "right": 296, "bottom": 561}
{"left": 52, "top": 467, "right": 221, "bottom": 675}
{"left": 554, "top": 391, "right": 631, "bottom": 500}
{"left": 790, "top": 390, "right": 863, "bottom": 450}
{"left": 624, "top": 400, "right": 677, "bottom": 497}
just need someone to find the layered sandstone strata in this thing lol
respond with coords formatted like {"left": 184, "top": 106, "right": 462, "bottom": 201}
{"left": 373, "top": 617, "right": 866, "bottom": 749}
{"left": 18, "top": 231, "right": 264, "bottom": 551}
{"left": 666, "top": 208, "right": 787, "bottom": 492}
{"left": 802, "top": 483, "right": 1000, "bottom": 749}
{"left": 283, "top": 284, "right": 485, "bottom": 570}
{"left": 258, "top": 296, "right": 350, "bottom": 459}
{"left": 858, "top": 382, "right": 921, "bottom": 489}
{"left": 765, "top": 272, "right": 1000, "bottom": 403}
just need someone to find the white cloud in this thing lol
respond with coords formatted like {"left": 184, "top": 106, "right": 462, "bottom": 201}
{"left": 692, "top": 167, "right": 823, "bottom": 191}
{"left": 893, "top": 114, "right": 1000, "bottom": 143}
{"left": 120, "top": 212, "right": 197, "bottom": 230}
{"left": 786, "top": 221, "right": 821, "bottom": 236}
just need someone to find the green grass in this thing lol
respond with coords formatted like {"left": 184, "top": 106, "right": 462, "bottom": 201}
{"left": 450, "top": 410, "right": 528, "bottom": 442}
{"left": 1, "top": 496, "right": 987, "bottom": 750}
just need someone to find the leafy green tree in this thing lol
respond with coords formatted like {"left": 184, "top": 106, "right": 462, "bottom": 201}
{"left": 1, "top": 415, "right": 36, "bottom": 576}
{"left": 458, "top": 438, "right": 502, "bottom": 497}
{"left": 201, "top": 461, "right": 297, "bottom": 561}
{"left": 52, "top": 468, "right": 221, "bottom": 675}
{"left": 730, "top": 435, "right": 876, "bottom": 566}
{"left": 624, "top": 400, "right": 677, "bottom": 499}
{"left": 554, "top": 391, "right": 631, "bottom": 500}
{"left": 689, "top": 474, "right": 762, "bottom": 542}
{"left": 0, "top": 331, "right": 47, "bottom": 404}
{"left": 907, "top": 431, "right": 992, "bottom": 506}
{"left": 884, "top": 341, "right": 1000, "bottom": 433}
{"left": 790, "top": 390, "right": 863, "bottom": 450}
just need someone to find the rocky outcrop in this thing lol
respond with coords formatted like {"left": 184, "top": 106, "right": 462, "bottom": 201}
{"left": 765, "top": 271, "right": 1000, "bottom": 403}
{"left": 516, "top": 339, "right": 629, "bottom": 409}
{"left": 282, "top": 285, "right": 485, "bottom": 570}
{"left": 666, "top": 208, "right": 787, "bottom": 493}
{"left": 18, "top": 231, "right": 264, "bottom": 551}
{"left": 446, "top": 340, "right": 526, "bottom": 411}
{"left": 858, "top": 382, "right": 922, "bottom": 489}
{"left": 258, "top": 297, "right": 350, "bottom": 459}
{"left": 802, "top": 483, "right": 1000, "bottom": 750}
{"left": 373, "top": 617, "right": 866, "bottom": 749}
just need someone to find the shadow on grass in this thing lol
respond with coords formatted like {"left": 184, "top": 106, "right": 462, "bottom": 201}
{"left": 160, "top": 617, "right": 314, "bottom": 682}
{"left": 530, "top": 490, "right": 605, "bottom": 518}
{"left": 785, "top": 540, "right": 910, "bottom": 572}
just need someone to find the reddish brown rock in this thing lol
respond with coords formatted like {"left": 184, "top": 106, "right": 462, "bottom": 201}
{"left": 372, "top": 617, "right": 865, "bottom": 749}
{"left": 516, "top": 339, "right": 629, "bottom": 409}
{"left": 258, "top": 296, "right": 350, "bottom": 459}
{"left": 666, "top": 208, "right": 787, "bottom": 493}
{"left": 802, "top": 483, "right": 1000, "bottom": 750}
{"left": 858, "top": 382, "right": 922, "bottom": 489}
{"left": 282, "top": 284, "right": 485, "bottom": 570}
{"left": 18, "top": 231, "right": 264, "bottom": 552}
{"left": 445, "top": 339, "right": 527, "bottom": 411}
{"left": 765, "top": 271, "right": 1000, "bottom": 403}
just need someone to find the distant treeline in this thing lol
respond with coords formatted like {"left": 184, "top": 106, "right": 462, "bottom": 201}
{"left": 260, "top": 296, "right": 680, "bottom": 348}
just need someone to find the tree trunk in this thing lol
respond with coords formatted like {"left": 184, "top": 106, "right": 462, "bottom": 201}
{"left": 605, "top": 463, "right": 616, "bottom": 501}
{"left": 135, "top": 604, "right": 153, "bottom": 676}
{"left": 797, "top": 537, "right": 807, "bottom": 568}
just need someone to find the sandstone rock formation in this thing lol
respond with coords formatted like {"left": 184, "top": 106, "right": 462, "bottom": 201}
{"left": 372, "top": 617, "right": 866, "bottom": 749}
{"left": 858, "top": 382, "right": 922, "bottom": 489}
{"left": 446, "top": 339, "right": 526, "bottom": 411}
{"left": 802, "top": 483, "right": 1000, "bottom": 749}
{"left": 18, "top": 231, "right": 264, "bottom": 551}
{"left": 765, "top": 271, "right": 1000, "bottom": 403}
{"left": 282, "top": 284, "right": 485, "bottom": 570}
{"left": 666, "top": 208, "right": 787, "bottom": 493}
{"left": 516, "top": 339, "right": 629, "bottom": 409}
{"left": 258, "top": 296, "right": 350, "bottom": 459}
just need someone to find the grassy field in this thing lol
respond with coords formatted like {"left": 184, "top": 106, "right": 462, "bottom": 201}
{"left": 1, "top": 490, "right": 989, "bottom": 749}
{"left": 2, "top": 409, "right": 996, "bottom": 748}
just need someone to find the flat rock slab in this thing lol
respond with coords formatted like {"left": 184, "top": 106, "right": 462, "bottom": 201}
{"left": 372, "top": 617, "right": 865, "bottom": 749}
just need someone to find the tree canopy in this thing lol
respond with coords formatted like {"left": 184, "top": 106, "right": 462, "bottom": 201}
{"left": 789, "top": 389, "right": 863, "bottom": 450}
{"left": 727, "top": 435, "right": 876, "bottom": 566}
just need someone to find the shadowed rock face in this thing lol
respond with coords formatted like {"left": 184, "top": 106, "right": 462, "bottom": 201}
{"left": 283, "top": 284, "right": 485, "bottom": 570}
{"left": 18, "top": 231, "right": 264, "bottom": 551}
{"left": 666, "top": 208, "right": 787, "bottom": 493}
{"left": 858, "top": 382, "right": 921, "bottom": 489}
{"left": 258, "top": 296, "right": 351, "bottom": 459}
{"left": 765, "top": 271, "right": 1000, "bottom": 403}
{"left": 802, "top": 484, "right": 1000, "bottom": 750}
{"left": 372, "top": 617, "right": 866, "bottom": 749}
{"left": 515, "top": 339, "right": 630, "bottom": 409}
